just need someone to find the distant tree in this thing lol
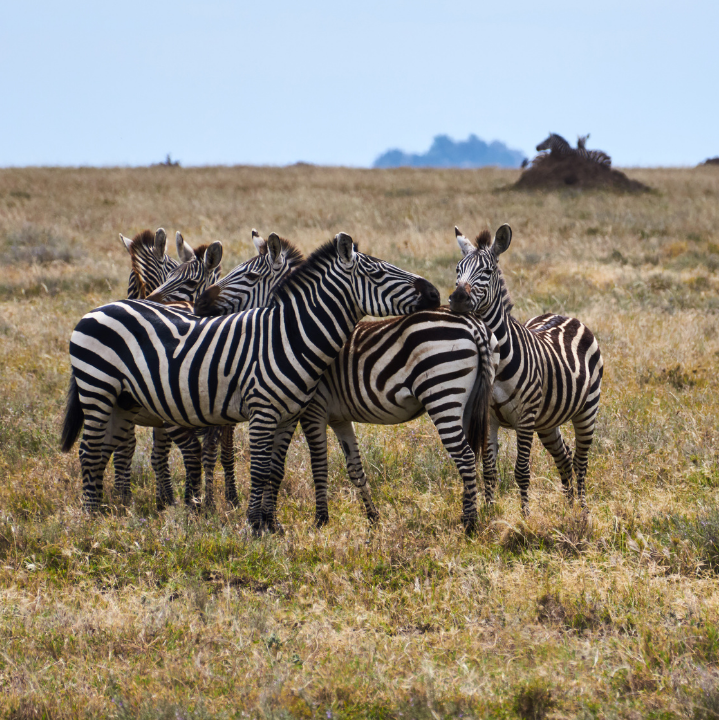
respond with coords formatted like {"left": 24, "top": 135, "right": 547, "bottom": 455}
{"left": 373, "top": 134, "right": 525, "bottom": 169}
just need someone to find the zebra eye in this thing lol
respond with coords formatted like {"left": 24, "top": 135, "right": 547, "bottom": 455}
{"left": 245, "top": 272, "right": 261, "bottom": 283}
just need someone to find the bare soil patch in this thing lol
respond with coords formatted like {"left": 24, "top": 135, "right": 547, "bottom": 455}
{"left": 513, "top": 153, "right": 651, "bottom": 192}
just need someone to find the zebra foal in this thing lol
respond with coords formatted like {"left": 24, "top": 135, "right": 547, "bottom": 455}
{"left": 449, "top": 225, "right": 603, "bottom": 514}
{"left": 61, "top": 233, "right": 439, "bottom": 532}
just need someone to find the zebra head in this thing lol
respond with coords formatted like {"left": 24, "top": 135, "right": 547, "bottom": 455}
{"left": 449, "top": 224, "right": 512, "bottom": 315}
{"left": 121, "top": 227, "right": 178, "bottom": 299}
{"left": 194, "top": 230, "right": 304, "bottom": 316}
{"left": 333, "top": 232, "right": 440, "bottom": 316}
{"left": 145, "top": 232, "right": 223, "bottom": 304}
{"left": 536, "top": 133, "right": 570, "bottom": 153}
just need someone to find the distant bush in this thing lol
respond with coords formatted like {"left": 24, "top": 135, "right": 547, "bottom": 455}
{"left": 1, "top": 224, "right": 78, "bottom": 265}
{"left": 374, "top": 133, "right": 525, "bottom": 169}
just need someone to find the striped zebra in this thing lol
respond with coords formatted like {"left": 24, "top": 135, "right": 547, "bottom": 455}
{"left": 449, "top": 225, "right": 603, "bottom": 514}
{"left": 61, "top": 233, "right": 440, "bottom": 532}
{"left": 536, "top": 133, "right": 611, "bottom": 168}
{"left": 115, "top": 229, "right": 303, "bottom": 509}
{"left": 294, "top": 310, "right": 497, "bottom": 532}
{"left": 112, "top": 229, "right": 223, "bottom": 507}
{"left": 198, "top": 271, "right": 498, "bottom": 531}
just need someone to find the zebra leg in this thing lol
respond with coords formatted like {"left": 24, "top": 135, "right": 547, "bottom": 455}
{"left": 165, "top": 426, "right": 203, "bottom": 509}
{"left": 261, "top": 420, "right": 299, "bottom": 534}
{"left": 481, "top": 415, "right": 501, "bottom": 505}
{"left": 537, "top": 427, "right": 574, "bottom": 504}
{"left": 201, "top": 427, "right": 222, "bottom": 512}
{"left": 572, "top": 407, "right": 599, "bottom": 510}
{"left": 79, "top": 407, "right": 135, "bottom": 512}
{"left": 330, "top": 420, "right": 380, "bottom": 526}
{"left": 151, "top": 427, "right": 175, "bottom": 510}
{"left": 112, "top": 427, "right": 136, "bottom": 505}
{"left": 424, "top": 407, "right": 479, "bottom": 533}
{"left": 220, "top": 426, "right": 238, "bottom": 507}
{"left": 298, "top": 409, "right": 334, "bottom": 527}
{"left": 247, "top": 418, "right": 278, "bottom": 534}
{"left": 514, "top": 427, "right": 535, "bottom": 516}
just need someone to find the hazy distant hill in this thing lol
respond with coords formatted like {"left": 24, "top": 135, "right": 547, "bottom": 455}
{"left": 373, "top": 134, "right": 525, "bottom": 169}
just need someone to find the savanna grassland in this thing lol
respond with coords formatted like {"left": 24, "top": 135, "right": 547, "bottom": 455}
{"left": 1, "top": 165, "right": 719, "bottom": 719}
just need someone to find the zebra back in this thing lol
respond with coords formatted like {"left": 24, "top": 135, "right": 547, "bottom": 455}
{"left": 194, "top": 231, "right": 304, "bottom": 317}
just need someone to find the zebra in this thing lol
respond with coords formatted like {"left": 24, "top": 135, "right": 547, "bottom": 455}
{"left": 449, "top": 225, "right": 603, "bottom": 514}
{"left": 114, "top": 229, "right": 303, "bottom": 509}
{"left": 293, "top": 310, "right": 497, "bottom": 533}
{"left": 61, "top": 233, "right": 440, "bottom": 532}
{"left": 536, "top": 133, "right": 612, "bottom": 168}
{"left": 198, "top": 270, "right": 498, "bottom": 531}
{"left": 112, "top": 229, "right": 223, "bottom": 507}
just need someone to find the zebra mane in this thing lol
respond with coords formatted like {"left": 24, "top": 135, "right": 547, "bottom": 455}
{"left": 495, "top": 264, "right": 514, "bottom": 315}
{"left": 269, "top": 237, "right": 350, "bottom": 305}
{"left": 128, "top": 229, "right": 158, "bottom": 299}
{"left": 475, "top": 230, "right": 492, "bottom": 247}
{"left": 274, "top": 236, "right": 304, "bottom": 267}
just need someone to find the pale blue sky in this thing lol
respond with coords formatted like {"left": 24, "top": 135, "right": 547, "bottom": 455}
{"left": 1, "top": 1, "right": 717, "bottom": 167}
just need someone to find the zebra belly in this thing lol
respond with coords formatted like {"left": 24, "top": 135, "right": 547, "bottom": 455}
{"left": 328, "top": 391, "right": 424, "bottom": 426}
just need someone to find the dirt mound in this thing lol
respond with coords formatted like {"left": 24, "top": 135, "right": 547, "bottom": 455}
{"left": 513, "top": 153, "right": 651, "bottom": 192}
{"left": 701, "top": 157, "right": 719, "bottom": 166}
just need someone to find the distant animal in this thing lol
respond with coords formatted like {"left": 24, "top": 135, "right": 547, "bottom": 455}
{"left": 61, "top": 234, "right": 440, "bottom": 533}
{"left": 577, "top": 134, "right": 589, "bottom": 150}
{"left": 449, "top": 225, "right": 603, "bottom": 514}
{"left": 536, "top": 133, "right": 611, "bottom": 168}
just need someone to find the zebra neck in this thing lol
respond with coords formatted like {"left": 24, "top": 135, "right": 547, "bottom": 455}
{"left": 478, "top": 290, "right": 516, "bottom": 363}
{"left": 270, "top": 263, "right": 363, "bottom": 380}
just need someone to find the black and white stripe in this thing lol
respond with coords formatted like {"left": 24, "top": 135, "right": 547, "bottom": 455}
{"left": 536, "top": 133, "right": 611, "bottom": 168}
{"left": 112, "top": 229, "right": 222, "bottom": 508}
{"left": 449, "top": 225, "right": 603, "bottom": 514}
{"left": 61, "top": 233, "right": 440, "bottom": 532}
{"left": 293, "top": 309, "right": 497, "bottom": 532}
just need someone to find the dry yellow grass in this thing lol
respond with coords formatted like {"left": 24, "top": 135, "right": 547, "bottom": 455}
{"left": 1, "top": 165, "right": 719, "bottom": 719}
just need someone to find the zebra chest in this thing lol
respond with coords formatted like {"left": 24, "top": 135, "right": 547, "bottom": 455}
{"left": 491, "top": 361, "right": 544, "bottom": 428}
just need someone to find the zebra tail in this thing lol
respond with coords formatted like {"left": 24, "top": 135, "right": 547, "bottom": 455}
{"left": 60, "top": 373, "right": 84, "bottom": 452}
{"left": 465, "top": 330, "right": 492, "bottom": 459}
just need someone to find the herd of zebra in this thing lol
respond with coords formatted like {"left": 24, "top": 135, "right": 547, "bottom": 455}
{"left": 535, "top": 133, "right": 612, "bottom": 167}
{"left": 61, "top": 224, "right": 603, "bottom": 534}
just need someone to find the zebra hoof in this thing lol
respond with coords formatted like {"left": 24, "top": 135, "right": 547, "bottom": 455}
{"left": 247, "top": 515, "right": 264, "bottom": 536}
{"left": 263, "top": 518, "right": 285, "bottom": 536}
{"left": 315, "top": 512, "right": 330, "bottom": 528}
{"left": 462, "top": 515, "right": 479, "bottom": 536}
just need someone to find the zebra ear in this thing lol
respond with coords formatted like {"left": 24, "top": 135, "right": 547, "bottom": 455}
{"left": 455, "top": 227, "right": 475, "bottom": 257}
{"left": 492, "top": 224, "right": 512, "bottom": 257}
{"left": 252, "top": 229, "right": 267, "bottom": 255}
{"left": 153, "top": 228, "right": 167, "bottom": 259}
{"left": 120, "top": 233, "right": 133, "bottom": 255}
{"left": 267, "top": 233, "right": 282, "bottom": 267}
{"left": 176, "top": 232, "right": 195, "bottom": 263}
{"left": 336, "top": 232, "right": 356, "bottom": 265}
{"left": 203, "top": 241, "right": 223, "bottom": 271}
